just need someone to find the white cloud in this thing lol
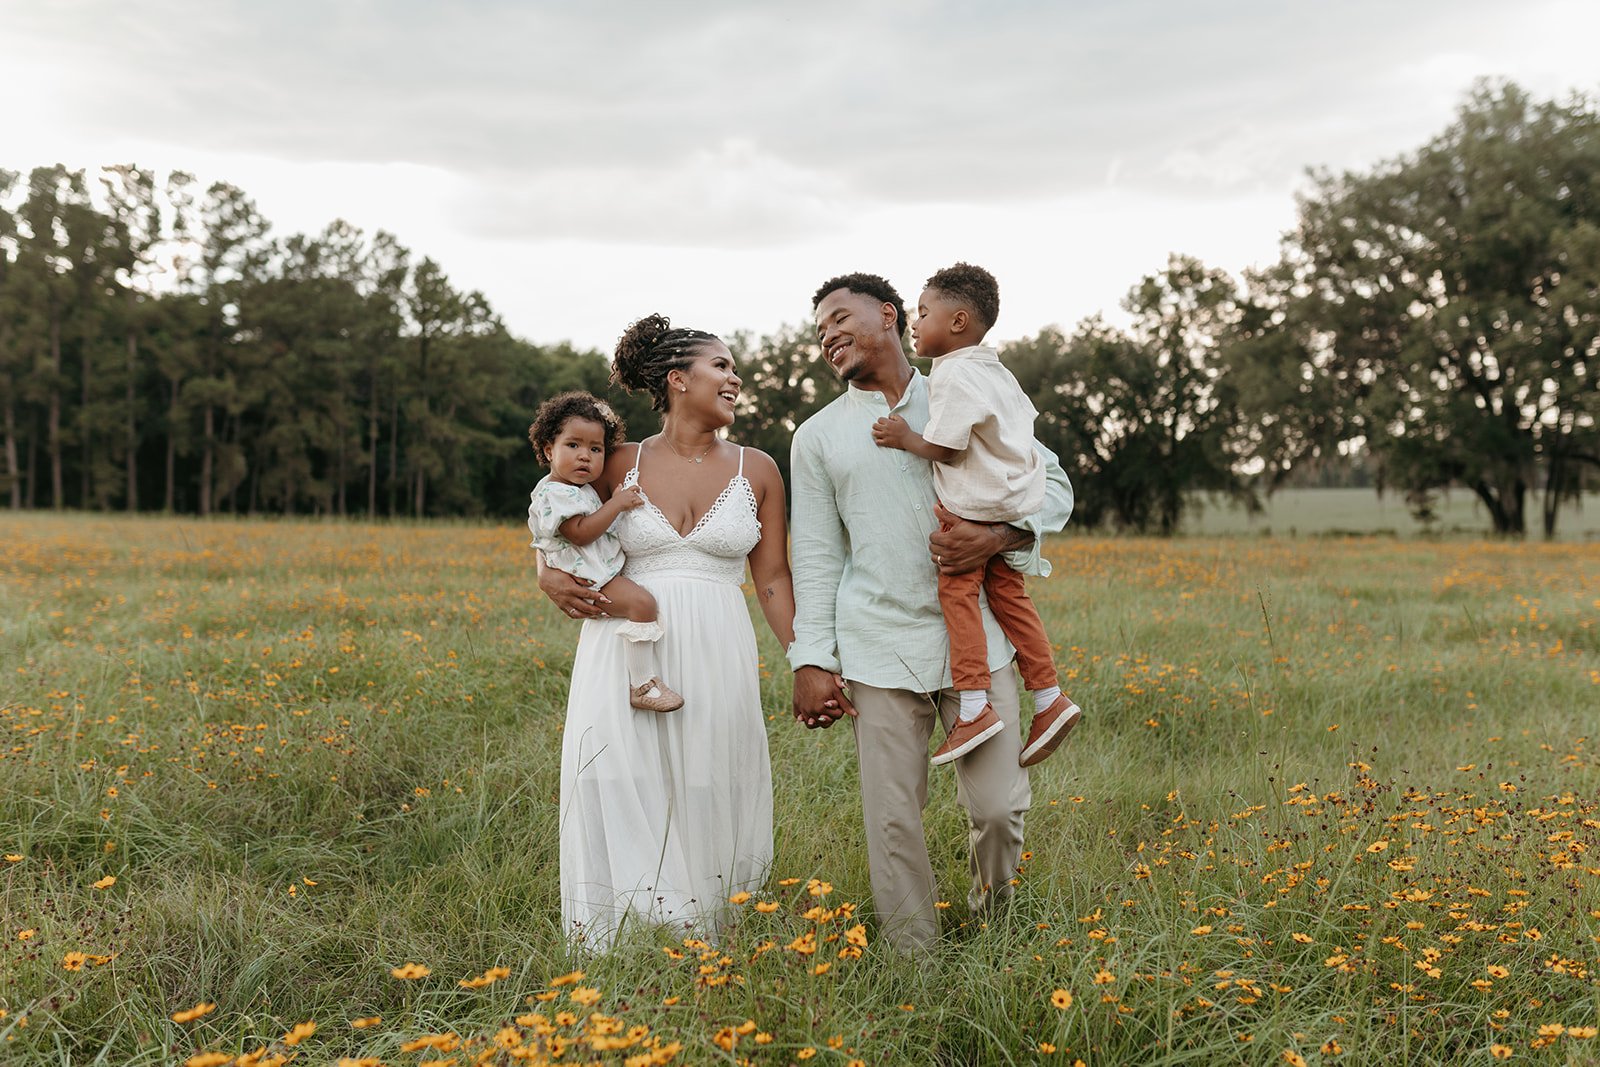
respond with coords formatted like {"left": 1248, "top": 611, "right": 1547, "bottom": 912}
{"left": 461, "top": 139, "right": 853, "bottom": 246}
{"left": 4, "top": 0, "right": 1597, "bottom": 348}
{"left": 1158, "top": 124, "right": 1284, "bottom": 190}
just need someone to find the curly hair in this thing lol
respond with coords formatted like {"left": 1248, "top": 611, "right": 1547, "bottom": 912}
{"left": 528, "top": 391, "right": 626, "bottom": 465}
{"left": 611, "top": 313, "right": 721, "bottom": 412}
{"left": 924, "top": 262, "right": 1000, "bottom": 333}
{"left": 811, "top": 272, "right": 907, "bottom": 339}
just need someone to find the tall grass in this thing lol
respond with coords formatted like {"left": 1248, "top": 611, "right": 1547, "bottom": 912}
{"left": 1, "top": 513, "right": 1596, "bottom": 1065}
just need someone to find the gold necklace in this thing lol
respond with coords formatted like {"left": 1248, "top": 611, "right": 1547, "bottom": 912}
{"left": 659, "top": 433, "right": 715, "bottom": 464}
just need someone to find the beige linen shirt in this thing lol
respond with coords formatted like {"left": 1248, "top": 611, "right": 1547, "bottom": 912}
{"left": 786, "top": 370, "right": 1073, "bottom": 690}
{"left": 921, "top": 344, "right": 1045, "bottom": 523}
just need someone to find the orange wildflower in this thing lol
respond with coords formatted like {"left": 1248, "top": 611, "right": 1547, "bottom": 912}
{"left": 282, "top": 1020, "right": 316, "bottom": 1045}
{"left": 171, "top": 1002, "right": 216, "bottom": 1024}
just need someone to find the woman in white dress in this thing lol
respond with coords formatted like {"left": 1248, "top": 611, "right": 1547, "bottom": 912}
{"left": 537, "top": 313, "right": 795, "bottom": 951}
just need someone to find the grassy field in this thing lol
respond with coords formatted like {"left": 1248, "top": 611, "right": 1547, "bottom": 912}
{"left": 1, "top": 512, "right": 1597, "bottom": 1066}
{"left": 1179, "top": 488, "right": 1600, "bottom": 542}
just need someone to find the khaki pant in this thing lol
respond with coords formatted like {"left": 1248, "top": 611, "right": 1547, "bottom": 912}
{"left": 848, "top": 661, "right": 1031, "bottom": 952}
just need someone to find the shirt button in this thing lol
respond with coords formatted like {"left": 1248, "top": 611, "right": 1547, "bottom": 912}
{"left": 899, "top": 464, "right": 907, "bottom": 472}
{"left": 914, "top": 504, "right": 922, "bottom": 511}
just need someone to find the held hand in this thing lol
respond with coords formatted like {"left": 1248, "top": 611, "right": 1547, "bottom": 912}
{"left": 928, "top": 503, "right": 1005, "bottom": 576}
{"left": 537, "top": 564, "right": 611, "bottom": 619}
{"left": 792, "top": 666, "right": 857, "bottom": 729}
{"left": 613, "top": 484, "right": 646, "bottom": 510}
{"left": 871, "top": 415, "right": 910, "bottom": 450}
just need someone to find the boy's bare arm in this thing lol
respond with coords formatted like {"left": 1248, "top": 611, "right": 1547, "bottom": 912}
{"left": 871, "top": 414, "right": 960, "bottom": 463}
{"left": 558, "top": 485, "right": 645, "bottom": 546}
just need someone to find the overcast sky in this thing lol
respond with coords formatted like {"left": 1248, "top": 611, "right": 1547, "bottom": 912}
{"left": 6, "top": 0, "right": 1598, "bottom": 352}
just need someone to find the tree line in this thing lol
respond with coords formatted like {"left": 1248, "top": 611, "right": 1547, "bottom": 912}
{"left": 2, "top": 82, "right": 1595, "bottom": 536}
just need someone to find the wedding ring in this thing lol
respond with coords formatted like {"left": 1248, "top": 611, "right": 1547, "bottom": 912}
{"left": 569, "top": 608, "right": 579, "bottom": 617}
{"left": 935, "top": 555, "right": 942, "bottom": 565}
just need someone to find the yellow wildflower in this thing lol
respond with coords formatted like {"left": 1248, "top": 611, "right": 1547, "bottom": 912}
{"left": 282, "top": 1020, "right": 316, "bottom": 1045}
{"left": 171, "top": 1002, "right": 216, "bottom": 1024}
{"left": 458, "top": 965, "right": 510, "bottom": 989}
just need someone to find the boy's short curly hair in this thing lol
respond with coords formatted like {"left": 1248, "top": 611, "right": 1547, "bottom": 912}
{"left": 528, "top": 391, "right": 626, "bottom": 465}
{"left": 812, "top": 272, "right": 908, "bottom": 338}
{"left": 925, "top": 262, "right": 1000, "bottom": 333}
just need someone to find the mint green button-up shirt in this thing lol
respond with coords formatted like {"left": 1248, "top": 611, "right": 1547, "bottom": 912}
{"left": 786, "top": 370, "right": 1074, "bottom": 691}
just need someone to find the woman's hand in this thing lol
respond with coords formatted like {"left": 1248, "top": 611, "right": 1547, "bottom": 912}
{"left": 537, "top": 562, "right": 611, "bottom": 619}
{"left": 792, "top": 666, "right": 855, "bottom": 729}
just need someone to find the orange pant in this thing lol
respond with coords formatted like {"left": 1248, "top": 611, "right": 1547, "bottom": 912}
{"left": 939, "top": 552, "right": 1058, "bottom": 694}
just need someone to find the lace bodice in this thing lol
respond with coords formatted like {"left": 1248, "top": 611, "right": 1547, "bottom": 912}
{"left": 614, "top": 443, "right": 762, "bottom": 584}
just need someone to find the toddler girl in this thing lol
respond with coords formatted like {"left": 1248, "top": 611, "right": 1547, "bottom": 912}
{"left": 528, "top": 391, "right": 682, "bottom": 712}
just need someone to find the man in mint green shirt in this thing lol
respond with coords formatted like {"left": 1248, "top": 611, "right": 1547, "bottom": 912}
{"left": 788, "top": 272, "right": 1074, "bottom": 952}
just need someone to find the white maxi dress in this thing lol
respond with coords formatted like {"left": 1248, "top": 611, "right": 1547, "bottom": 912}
{"left": 559, "top": 445, "right": 774, "bottom": 950}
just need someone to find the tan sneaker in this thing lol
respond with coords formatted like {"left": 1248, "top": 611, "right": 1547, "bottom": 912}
{"left": 630, "top": 677, "right": 684, "bottom": 713}
{"left": 1020, "top": 695, "right": 1082, "bottom": 767}
{"left": 930, "top": 703, "right": 1005, "bottom": 765}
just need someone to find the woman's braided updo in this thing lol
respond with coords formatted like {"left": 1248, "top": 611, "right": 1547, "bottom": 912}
{"left": 611, "top": 313, "right": 721, "bottom": 412}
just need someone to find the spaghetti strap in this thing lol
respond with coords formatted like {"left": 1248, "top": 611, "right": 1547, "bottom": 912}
{"left": 629, "top": 440, "right": 647, "bottom": 480}
{"left": 736, "top": 446, "right": 746, "bottom": 477}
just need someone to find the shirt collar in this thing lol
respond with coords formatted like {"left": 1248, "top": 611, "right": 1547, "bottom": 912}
{"left": 846, "top": 368, "right": 926, "bottom": 413}
{"left": 932, "top": 344, "right": 999, "bottom": 364}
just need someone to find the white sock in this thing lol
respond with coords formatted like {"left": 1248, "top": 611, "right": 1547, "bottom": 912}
{"left": 618, "top": 620, "right": 665, "bottom": 689}
{"left": 624, "top": 640, "right": 657, "bottom": 690}
{"left": 957, "top": 690, "right": 988, "bottom": 722}
{"left": 1032, "top": 686, "right": 1063, "bottom": 714}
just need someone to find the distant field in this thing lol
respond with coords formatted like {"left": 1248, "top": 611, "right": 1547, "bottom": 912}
{"left": 1, "top": 514, "right": 1596, "bottom": 1065}
{"left": 1179, "top": 488, "right": 1600, "bottom": 541}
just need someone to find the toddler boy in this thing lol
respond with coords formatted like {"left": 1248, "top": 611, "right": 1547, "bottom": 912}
{"left": 871, "top": 263, "right": 1082, "bottom": 767}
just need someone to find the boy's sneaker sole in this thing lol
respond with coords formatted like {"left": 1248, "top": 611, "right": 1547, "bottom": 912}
{"left": 1020, "top": 698, "right": 1082, "bottom": 767}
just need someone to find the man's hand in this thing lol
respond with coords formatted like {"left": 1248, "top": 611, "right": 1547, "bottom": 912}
{"left": 871, "top": 414, "right": 913, "bottom": 451}
{"left": 929, "top": 503, "right": 1032, "bottom": 576}
{"left": 792, "top": 665, "right": 856, "bottom": 729}
{"left": 537, "top": 563, "right": 611, "bottom": 619}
